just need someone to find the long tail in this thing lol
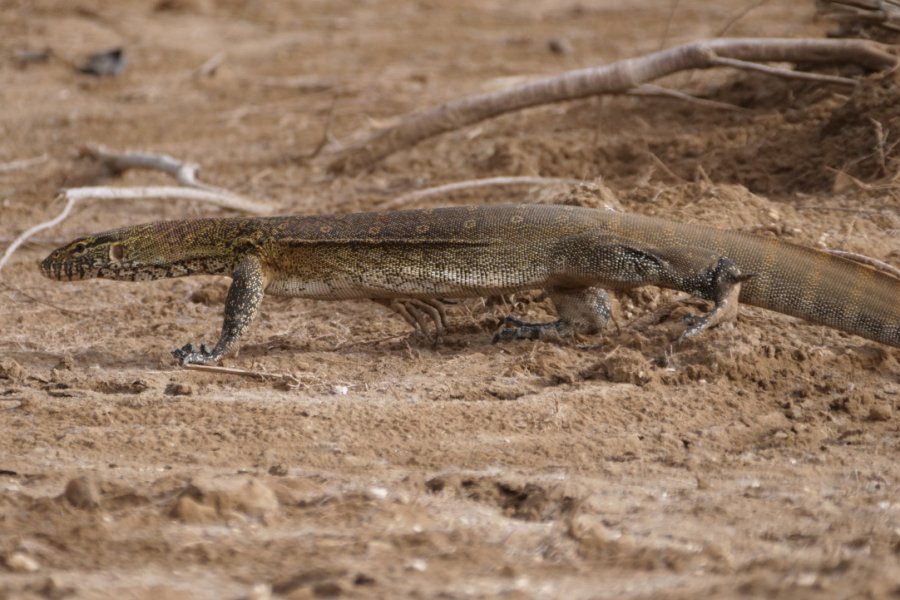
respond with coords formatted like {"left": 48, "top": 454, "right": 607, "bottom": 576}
{"left": 614, "top": 213, "right": 900, "bottom": 347}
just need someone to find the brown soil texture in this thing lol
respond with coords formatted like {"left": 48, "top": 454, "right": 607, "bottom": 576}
{"left": 1, "top": 2, "right": 899, "bottom": 599}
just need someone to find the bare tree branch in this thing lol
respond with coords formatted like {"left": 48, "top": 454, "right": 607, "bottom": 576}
{"left": 326, "top": 38, "right": 895, "bottom": 173}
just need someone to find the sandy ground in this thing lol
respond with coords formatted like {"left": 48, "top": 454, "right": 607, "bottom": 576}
{"left": 1, "top": 1, "right": 899, "bottom": 598}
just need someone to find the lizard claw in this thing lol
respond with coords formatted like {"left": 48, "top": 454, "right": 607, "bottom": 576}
{"left": 492, "top": 316, "right": 570, "bottom": 344}
{"left": 492, "top": 316, "right": 526, "bottom": 344}
{"left": 172, "top": 342, "right": 219, "bottom": 366}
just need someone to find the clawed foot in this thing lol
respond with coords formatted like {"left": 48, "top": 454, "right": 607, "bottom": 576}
{"left": 492, "top": 315, "right": 571, "bottom": 344}
{"left": 677, "top": 258, "right": 751, "bottom": 343}
{"left": 376, "top": 298, "right": 448, "bottom": 344}
{"left": 172, "top": 342, "right": 219, "bottom": 366}
{"left": 676, "top": 313, "right": 708, "bottom": 342}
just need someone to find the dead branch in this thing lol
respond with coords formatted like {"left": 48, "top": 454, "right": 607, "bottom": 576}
{"left": 378, "top": 176, "right": 582, "bottom": 209}
{"left": 326, "top": 38, "right": 895, "bottom": 173}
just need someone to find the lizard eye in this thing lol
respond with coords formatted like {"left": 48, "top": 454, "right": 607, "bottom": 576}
{"left": 109, "top": 244, "right": 125, "bottom": 261}
{"left": 70, "top": 241, "right": 89, "bottom": 256}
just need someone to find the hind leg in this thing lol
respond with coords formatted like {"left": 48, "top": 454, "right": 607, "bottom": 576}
{"left": 492, "top": 286, "right": 611, "bottom": 343}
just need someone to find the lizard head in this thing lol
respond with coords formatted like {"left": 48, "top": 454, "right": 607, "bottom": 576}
{"left": 41, "top": 221, "right": 234, "bottom": 281}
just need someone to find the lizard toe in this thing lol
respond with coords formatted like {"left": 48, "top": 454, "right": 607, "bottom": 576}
{"left": 173, "top": 342, "right": 219, "bottom": 366}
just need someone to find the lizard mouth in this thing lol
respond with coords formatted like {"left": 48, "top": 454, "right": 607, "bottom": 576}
{"left": 40, "top": 254, "right": 95, "bottom": 281}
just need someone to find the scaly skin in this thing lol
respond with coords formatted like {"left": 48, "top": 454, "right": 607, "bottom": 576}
{"left": 40, "top": 204, "right": 900, "bottom": 364}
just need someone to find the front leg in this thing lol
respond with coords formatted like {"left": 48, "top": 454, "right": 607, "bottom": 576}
{"left": 676, "top": 256, "right": 753, "bottom": 342}
{"left": 173, "top": 255, "right": 266, "bottom": 365}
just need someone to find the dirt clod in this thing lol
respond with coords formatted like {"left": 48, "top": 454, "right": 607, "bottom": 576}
{"left": 63, "top": 476, "right": 100, "bottom": 510}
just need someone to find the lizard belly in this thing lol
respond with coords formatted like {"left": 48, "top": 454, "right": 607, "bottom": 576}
{"left": 265, "top": 266, "right": 550, "bottom": 299}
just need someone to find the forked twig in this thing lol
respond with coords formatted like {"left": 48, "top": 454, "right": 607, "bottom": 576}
{"left": 326, "top": 38, "right": 895, "bottom": 173}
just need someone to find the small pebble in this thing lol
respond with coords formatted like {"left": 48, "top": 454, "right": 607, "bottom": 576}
{"left": 548, "top": 37, "right": 573, "bottom": 55}
{"left": 868, "top": 405, "right": 892, "bottom": 421}
{"left": 6, "top": 552, "right": 39, "bottom": 572}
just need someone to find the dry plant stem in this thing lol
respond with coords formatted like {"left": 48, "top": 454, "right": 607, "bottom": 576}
{"left": 183, "top": 363, "right": 294, "bottom": 380}
{"left": 378, "top": 176, "right": 582, "bottom": 209}
{"left": 825, "top": 248, "right": 900, "bottom": 279}
{"left": 0, "top": 154, "right": 48, "bottom": 173}
{"left": 63, "top": 186, "right": 272, "bottom": 214}
{"left": 183, "top": 364, "right": 303, "bottom": 389}
{"left": 327, "top": 38, "right": 895, "bottom": 173}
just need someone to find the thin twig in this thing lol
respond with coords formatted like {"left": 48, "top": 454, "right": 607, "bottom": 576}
{"left": 63, "top": 186, "right": 271, "bottom": 213}
{"left": 645, "top": 151, "right": 684, "bottom": 182}
{"left": 257, "top": 75, "right": 336, "bottom": 92}
{"left": 196, "top": 52, "right": 225, "bottom": 78}
{"left": 717, "top": 0, "right": 771, "bottom": 36}
{"left": 0, "top": 280, "right": 88, "bottom": 317}
{"left": 326, "top": 38, "right": 894, "bottom": 173}
{"left": 630, "top": 84, "right": 749, "bottom": 112}
{"left": 0, "top": 237, "right": 64, "bottom": 247}
{"left": 299, "top": 97, "right": 338, "bottom": 161}
{"left": 378, "top": 176, "right": 582, "bottom": 210}
{"left": 706, "top": 55, "right": 858, "bottom": 85}
{"left": 182, "top": 363, "right": 301, "bottom": 385}
{"left": 0, "top": 193, "right": 79, "bottom": 275}
{"left": 0, "top": 154, "right": 48, "bottom": 173}
{"left": 824, "top": 248, "right": 900, "bottom": 279}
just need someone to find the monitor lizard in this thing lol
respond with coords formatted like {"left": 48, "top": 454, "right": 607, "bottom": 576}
{"left": 40, "top": 204, "right": 900, "bottom": 365}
